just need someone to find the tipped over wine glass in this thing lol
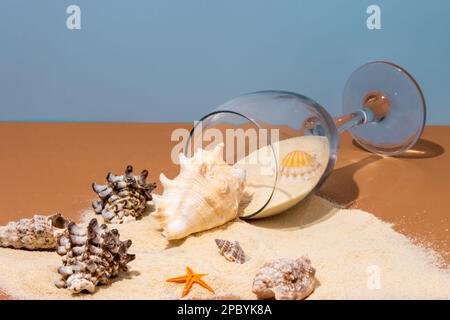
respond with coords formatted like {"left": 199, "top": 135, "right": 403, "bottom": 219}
{"left": 186, "top": 61, "right": 426, "bottom": 219}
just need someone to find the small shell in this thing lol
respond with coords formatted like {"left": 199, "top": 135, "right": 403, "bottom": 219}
{"left": 215, "top": 239, "right": 246, "bottom": 264}
{"left": 252, "top": 257, "right": 316, "bottom": 300}
{"left": 152, "top": 143, "right": 249, "bottom": 240}
{"left": 279, "top": 150, "right": 320, "bottom": 180}
{"left": 0, "top": 213, "right": 69, "bottom": 250}
{"left": 55, "top": 218, "right": 135, "bottom": 293}
{"left": 92, "top": 165, "right": 157, "bottom": 224}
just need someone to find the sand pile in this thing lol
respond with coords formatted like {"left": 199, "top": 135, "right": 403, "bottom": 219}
{"left": 1, "top": 195, "right": 450, "bottom": 299}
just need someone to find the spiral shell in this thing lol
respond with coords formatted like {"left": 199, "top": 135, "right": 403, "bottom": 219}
{"left": 215, "top": 239, "right": 246, "bottom": 264}
{"left": 92, "top": 165, "right": 157, "bottom": 224}
{"left": 55, "top": 218, "right": 135, "bottom": 293}
{"left": 252, "top": 257, "right": 316, "bottom": 300}
{"left": 0, "top": 213, "right": 69, "bottom": 250}
{"left": 152, "top": 143, "right": 248, "bottom": 240}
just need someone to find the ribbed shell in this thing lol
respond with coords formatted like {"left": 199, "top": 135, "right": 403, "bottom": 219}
{"left": 55, "top": 218, "right": 135, "bottom": 293}
{"left": 279, "top": 150, "right": 320, "bottom": 180}
{"left": 152, "top": 143, "right": 248, "bottom": 240}
{"left": 215, "top": 239, "right": 246, "bottom": 264}
{"left": 92, "top": 165, "right": 156, "bottom": 224}
{"left": 0, "top": 214, "right": 69, "bottom": 250}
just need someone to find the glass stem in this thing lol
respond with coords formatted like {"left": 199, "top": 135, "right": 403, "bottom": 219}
{"left": 334, "top": 108, "right": 375, "bottom": 134}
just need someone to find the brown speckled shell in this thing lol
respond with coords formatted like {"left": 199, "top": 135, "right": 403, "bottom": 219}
{"left": 215, "top": 239, "right": 246, "bottom": 264}
{"left": 0, "top": 213, "right": 69, "bottom": 250}
{"left": 92, "top": 165, "right": 156, "bottom": 224}
{"left": 252, "top": 257, "right": 316, "bottom": 300}
{"left": 55, "top": 218, "right": 135, "bottom": 293}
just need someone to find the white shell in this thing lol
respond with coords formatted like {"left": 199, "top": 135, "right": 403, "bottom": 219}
{"left": 252, "top": 257, "right": 316, "bottom": 300}
{"left": 152, "top": 143, "right": 247, "bottom": 240}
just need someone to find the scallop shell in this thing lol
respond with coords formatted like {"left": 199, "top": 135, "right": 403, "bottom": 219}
{"left": 92, "top": 165, "right": 157, "bottom": 224}
{"left": 252, "top": 257, "right": 316, "bottom": 300}
{"left": 55, "top": 218, "right": 135, "bottom": 293}
{"left": 215, "top": 239, "right": 246, "bottom": 264}
{"left": 0, "top": 213, "right": 69, "bottom": 250}
{"left": 152, "top": 143, "right": 248, "bottom": 240}
{"left": 279, "top": 150, "right": 320, "bottom": 180}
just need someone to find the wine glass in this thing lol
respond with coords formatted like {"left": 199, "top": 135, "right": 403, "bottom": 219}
{"left": 185, "top": 61, "right": 426, "bottom": 219}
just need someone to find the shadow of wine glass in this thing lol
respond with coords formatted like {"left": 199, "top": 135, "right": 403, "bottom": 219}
{"left": 395, "top": 138, "right": 445, "bottom": 159}
{"left": 352, "top": 138, "right": 445, "bottom": 159}
{"left": 316, "top": 154, "right": 382, "bottom": 207}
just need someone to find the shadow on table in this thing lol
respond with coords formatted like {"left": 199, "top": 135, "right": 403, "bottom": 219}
{"left": 352, "top": 138, "right": 445, "bottom": 159}
{"left": 319, "top": 137, "right": 444, "bottom": 207}
{"left": 317, "top": 154, "right": 382, "bottom": 207}
{"left": 395, "top": 138, "right": 445, "bottom": 159}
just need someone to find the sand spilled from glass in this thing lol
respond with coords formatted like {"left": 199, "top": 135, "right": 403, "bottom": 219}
{"left": 237, "top": 136, "right": 329, "bottom": 218}
{"left": 1, "top": 196, "right": 450, "bottom": 299}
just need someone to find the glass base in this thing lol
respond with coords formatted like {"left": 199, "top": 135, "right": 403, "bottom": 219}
{"left": 342, "top": 61, "right": 426, "bottom": 156}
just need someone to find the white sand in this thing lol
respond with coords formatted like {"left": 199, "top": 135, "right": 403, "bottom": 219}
{"left": 1, "top": 196, "right": 450, "bottom": 300}
{"left": 237, "top": 136, "right": 329, "bottom": 218}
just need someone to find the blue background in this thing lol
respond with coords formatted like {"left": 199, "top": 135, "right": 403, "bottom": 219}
{"left": 0, "top": 0, "right": 449, "bottom": 123}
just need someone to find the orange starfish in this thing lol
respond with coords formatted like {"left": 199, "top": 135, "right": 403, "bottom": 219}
{"left": 166, "top": 266, "right": 215, "bottom": 297}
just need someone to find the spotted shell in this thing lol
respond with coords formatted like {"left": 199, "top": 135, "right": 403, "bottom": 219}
{"left": 252, "top": 257, "right": 316, "bottom": 300}
{"left": 0, "top": 213, "right": 69, "bottom": 250}
{"left": 55, "top": 218, "right": 135, "bottom": 293}
{"left": 279, "top": 150, "right": 320, "bottom": 180}
{"left": 215, "top": 239, "right": 246, "bottom": 264}
{"left": 92, "top": 165, "right": 157, "bottom": 224}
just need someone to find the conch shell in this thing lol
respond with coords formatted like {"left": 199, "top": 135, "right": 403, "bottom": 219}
{"left": 0, "top": 213, "right": 69, "bottom": 250}
{"left": 215, "top": 239, "right": 246, "bottom": 264}
{"left": 152, "top": 143, "right": 248, "bottom": 240}
{"left": 92, "top": 165, "right": 157, "bottom": 224}
{"left": 252, "top": 257, "right": 316, "bottom": 300}
{"left": 55, "top": 218, "right": 135, "bottom": 293}
{"left": 279, "top": 150, "right": 320, "bottom": 180}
